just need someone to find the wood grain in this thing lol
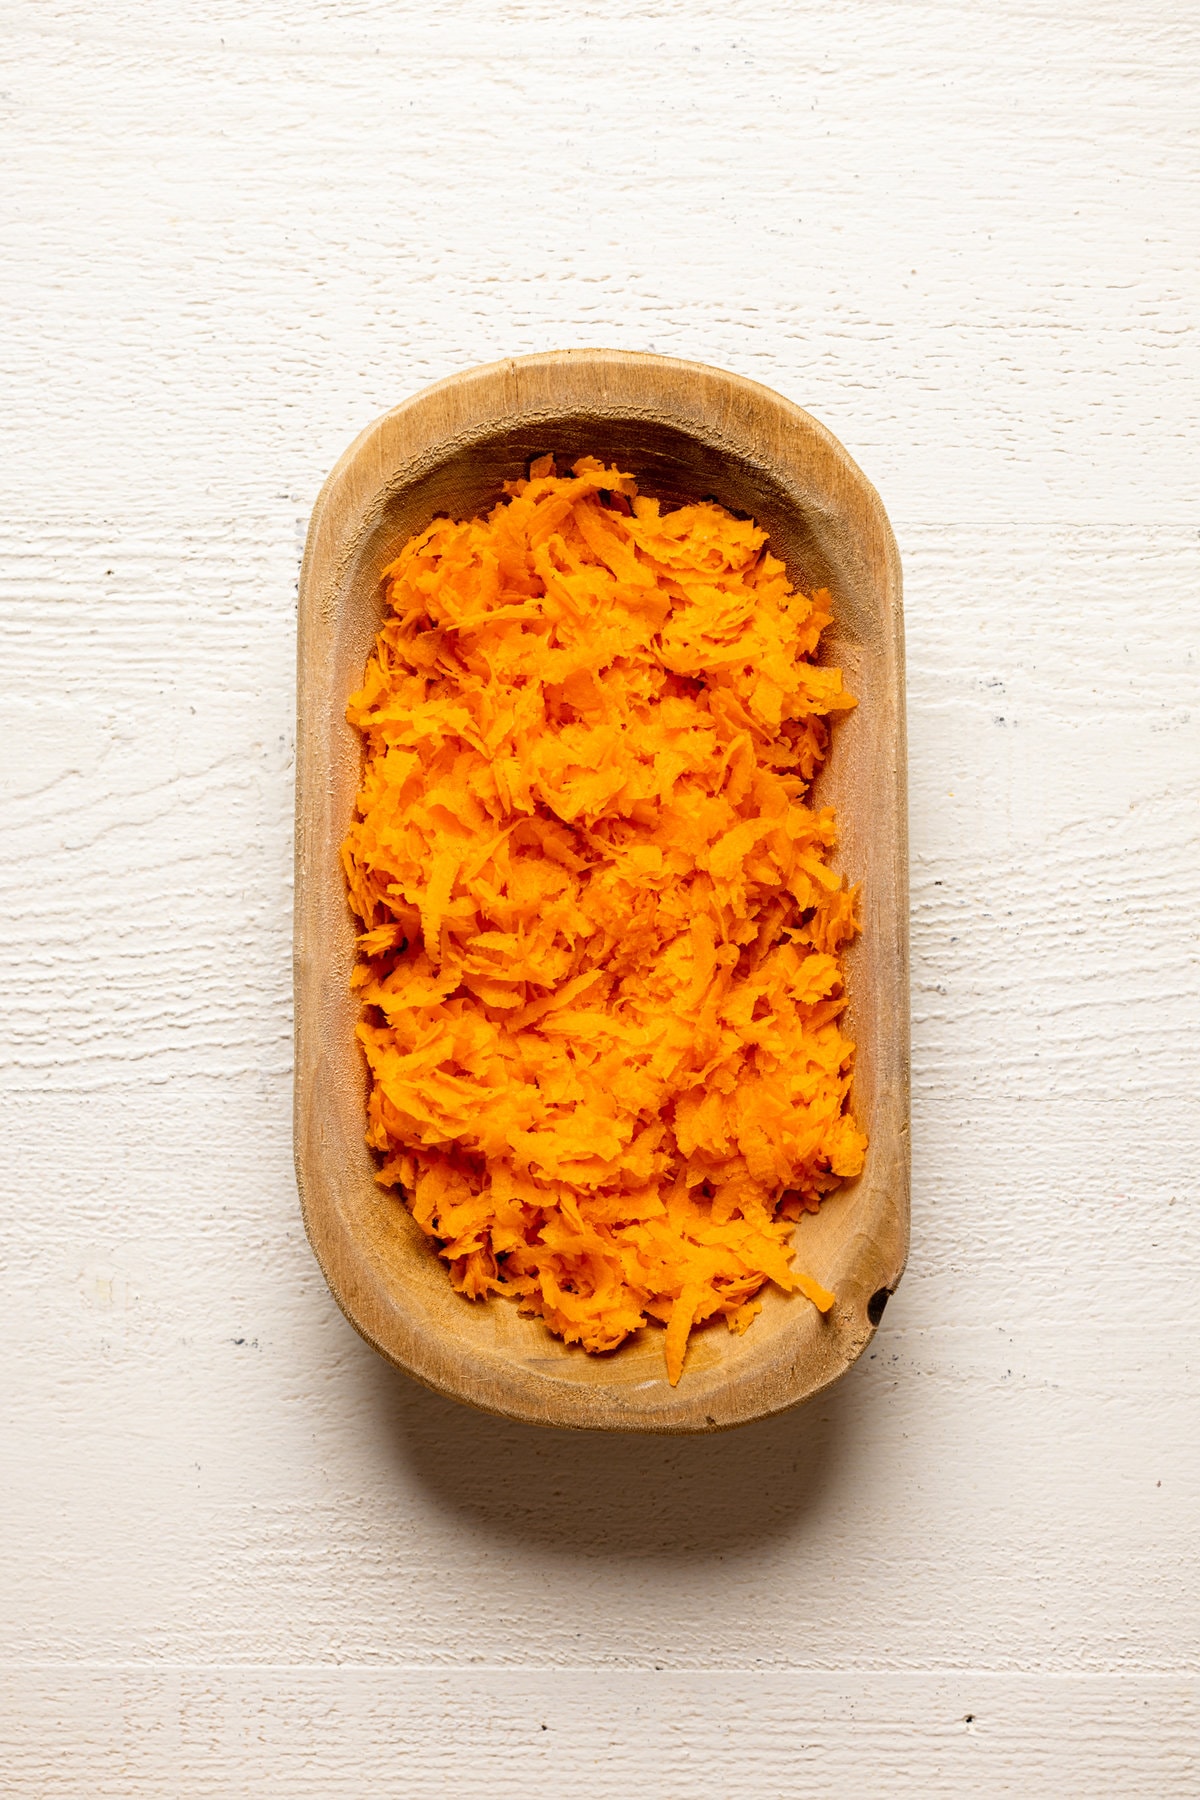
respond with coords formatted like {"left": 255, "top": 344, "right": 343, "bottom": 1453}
{"left": 294, "top": 350, "right": 909, "bottom": 1431}
{"left": 4, "top": 0, "right": 1199, "bottom": 1787}
{"left": 3, "top": 1670, "right": 1197, "bottom": 1799}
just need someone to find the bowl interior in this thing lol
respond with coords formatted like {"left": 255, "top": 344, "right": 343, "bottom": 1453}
{"left": 297, "top": 373, "right": 907, "bottom": 1431}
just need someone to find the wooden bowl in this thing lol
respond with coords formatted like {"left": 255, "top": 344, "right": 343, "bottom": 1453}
{"left": 295, "top": 350, "right": 908, "bottom": 1433}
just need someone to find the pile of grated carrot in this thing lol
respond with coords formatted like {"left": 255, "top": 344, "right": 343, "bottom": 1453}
{"left": 342, "top": 455, "right": 866, "bottom": 1385}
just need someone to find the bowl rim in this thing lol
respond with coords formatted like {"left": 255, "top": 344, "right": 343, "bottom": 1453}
{"left": 295, "top": 348, "right": 909, "bottom": 1433}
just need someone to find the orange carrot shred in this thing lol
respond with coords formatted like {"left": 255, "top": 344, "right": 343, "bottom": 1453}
{"left": 343, "top": 455, "right": 865, "bottom": 1385}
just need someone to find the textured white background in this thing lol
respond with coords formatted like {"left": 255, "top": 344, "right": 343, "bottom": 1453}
{"left": 2, "top": 1, "right": 1198, "bottom": 1794}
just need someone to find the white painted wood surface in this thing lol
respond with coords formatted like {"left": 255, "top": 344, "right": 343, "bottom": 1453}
{"left": 1, "top": 2, "right": 1197, "bottom": 1793}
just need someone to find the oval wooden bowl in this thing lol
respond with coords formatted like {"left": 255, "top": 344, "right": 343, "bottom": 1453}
{"left": 295, "top": 349, "right": 908, "bottom": 1433}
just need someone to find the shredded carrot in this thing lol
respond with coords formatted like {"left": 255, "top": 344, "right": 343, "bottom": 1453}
{"left": 342, "top": 454, "right": 866, "bottom": 1385}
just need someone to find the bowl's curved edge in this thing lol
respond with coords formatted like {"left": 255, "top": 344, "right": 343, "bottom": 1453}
{"left": 294, "top": 349, "right": 909, "bottom": 1433}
